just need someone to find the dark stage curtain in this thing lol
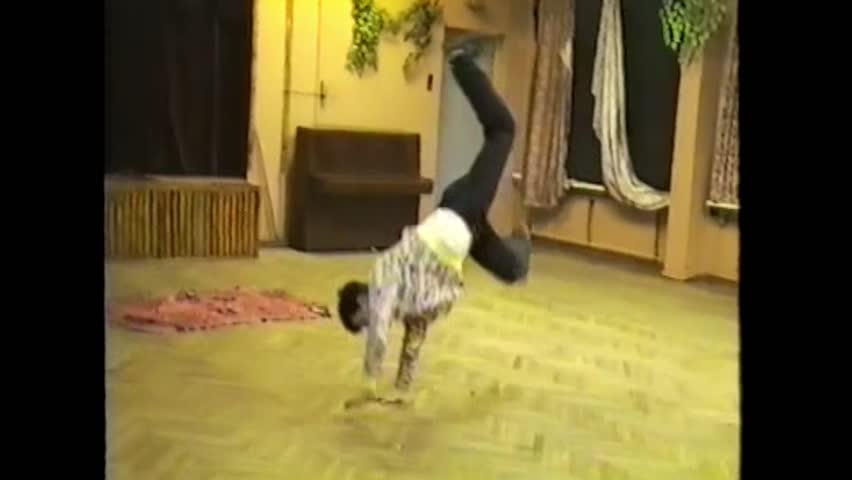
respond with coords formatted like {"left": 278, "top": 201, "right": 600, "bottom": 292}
{"left": 565, "top": 0, "right": 604, "bottom": 185}
{"left": 566, "top": 0, "right": 680, "bottom": 191}
{"left": 105, "top": 0, "right": 253, "bottom": 178}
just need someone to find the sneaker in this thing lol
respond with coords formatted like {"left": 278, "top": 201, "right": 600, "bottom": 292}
{"left": 506, "top": 227, "right": 532, "bottom": 283}
{"left": 445, "top": 36, "right": 483, "bottom": 62}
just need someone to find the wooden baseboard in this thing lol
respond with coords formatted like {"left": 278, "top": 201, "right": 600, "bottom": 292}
{"left": 531, "top": 235, "right": 663, "bottom": 276}
{"left": 535, "top": 234, "right": 738, "bottom": 285}
{"left": 532, "top": 232, "right": 660, "bottom": 263}
{"left": 662, "top": 264, "right": 695, "bottom": 281}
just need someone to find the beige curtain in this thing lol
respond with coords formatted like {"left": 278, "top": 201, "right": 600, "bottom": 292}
{"left": 520, "top": 0, "right": 575, "bottom": 209}
{"left": 709, "top": 22, "right": 739, "bottom": 207}
{"left": 593, "top": 0, "right": 669, "bottom": 211}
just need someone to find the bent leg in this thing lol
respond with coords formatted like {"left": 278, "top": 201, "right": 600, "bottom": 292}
{"left": 448, "top": 54, "right": 516, "bottom": 214}
{"left": 450, "top": 53, "right": 516, "bottom": 138}
{"left": 469, "top": 220, "right": 531, "bottom": 284}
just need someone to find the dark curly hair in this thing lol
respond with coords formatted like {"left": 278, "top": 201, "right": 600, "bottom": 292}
{"left": 337, "top": 280, "right": 369, "bottom": 334}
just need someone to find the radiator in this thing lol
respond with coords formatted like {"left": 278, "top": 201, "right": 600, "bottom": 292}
{"left": 105, "top": 178, "right": 260, "bottom": 259}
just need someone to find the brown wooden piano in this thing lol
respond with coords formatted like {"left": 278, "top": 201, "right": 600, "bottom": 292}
{"left": 286, "top": 126, "right": 434, "bottom": 251}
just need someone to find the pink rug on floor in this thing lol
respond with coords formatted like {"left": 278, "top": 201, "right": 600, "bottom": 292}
{"left": 109, "top": 288, "right": 331, "bottom": 334}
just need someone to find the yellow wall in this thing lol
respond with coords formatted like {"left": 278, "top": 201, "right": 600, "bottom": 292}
{"left": 247, "top": 0, "right": 288, "bottom": 242}
{"left": 248, "top": 0, "right": 536, "bottom": 242}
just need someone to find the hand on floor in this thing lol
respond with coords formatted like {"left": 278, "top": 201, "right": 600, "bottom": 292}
{"left": 343, "top": 394, "right": 408, "bottom": 410}
{"left": 344, "top": 377, "right": 407, "bottom": 410}
{"left": 343, "top": 383, "right": 428, "bottom": 411}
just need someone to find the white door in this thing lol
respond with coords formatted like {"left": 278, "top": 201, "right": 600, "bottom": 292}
{"left": 435, "top": 35, "right": 497, "bottom": 199}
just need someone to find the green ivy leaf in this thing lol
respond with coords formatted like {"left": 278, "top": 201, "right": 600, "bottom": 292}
{"left": 659, "top": 0, "right": 726, "bottom": 66}
{"left": 346, "top": 0, "right": 442, "bottom": 77}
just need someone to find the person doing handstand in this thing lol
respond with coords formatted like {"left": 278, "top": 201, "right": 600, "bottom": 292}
{"left": 337, "top": 40, "right": 531, "bottom": 400}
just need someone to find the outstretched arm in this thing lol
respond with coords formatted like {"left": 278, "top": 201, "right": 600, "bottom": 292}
{"left": 364, "top": 283, "right": 398, "bottom": 379}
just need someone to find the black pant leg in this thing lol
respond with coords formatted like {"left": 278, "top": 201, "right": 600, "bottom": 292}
{"left": 469, "top": 220, "right": 531, "bottom": 284}
{"left": 439, "top": 55, "right": 517, "bottom": 218}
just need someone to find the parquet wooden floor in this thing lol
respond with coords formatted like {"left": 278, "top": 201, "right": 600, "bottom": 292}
{"left": 106, "top": 246, "right": 739, "bottom": 480}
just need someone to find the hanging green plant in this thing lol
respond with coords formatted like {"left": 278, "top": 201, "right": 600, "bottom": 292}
{"left": 393, "top": 0, "right": 443, "bottom": 77}
{"left": 346, "top": 0, "right": 395, "bottom": 76}
{"left": 345, "top": 0, "right": 443, "bottom": 77}
{"left": 659, "top": 0, "right": 727, "bottom": 66}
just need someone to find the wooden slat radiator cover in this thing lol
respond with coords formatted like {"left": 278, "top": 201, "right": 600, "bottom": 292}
{"left": 105, "top": 179, "right": 260, "bottom": 259}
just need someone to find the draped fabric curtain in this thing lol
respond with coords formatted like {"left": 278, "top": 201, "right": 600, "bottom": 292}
{"left": 105, "top": 0, "right": 253, "bottom": 178}
{"left": 520, "top": 0, "right": 575, "bottom": 209}
{"left": 593, "top": 0, "right": 669, "bottom": 211}
{"left": 709, "top": 21, "right": 739, "bottom": 207}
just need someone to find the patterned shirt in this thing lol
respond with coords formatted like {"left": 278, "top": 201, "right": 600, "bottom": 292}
{"left": 363, "top": 210, "right": 471, "bottom": 378}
